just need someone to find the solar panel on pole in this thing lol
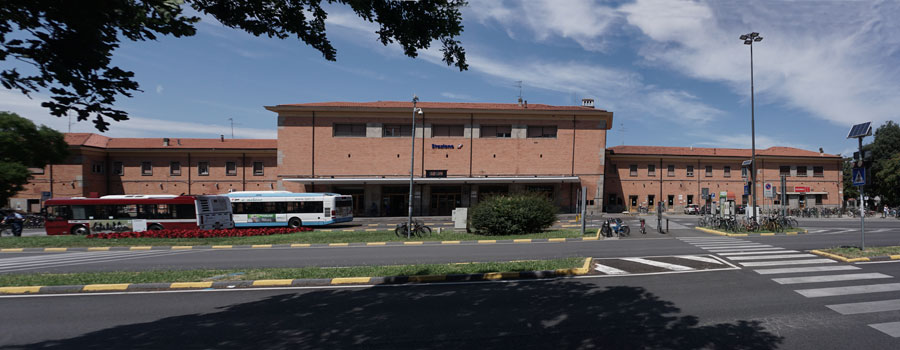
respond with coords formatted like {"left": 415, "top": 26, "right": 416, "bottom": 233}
{"left": 847, "top": 122, "right": 872, "bottom": 139}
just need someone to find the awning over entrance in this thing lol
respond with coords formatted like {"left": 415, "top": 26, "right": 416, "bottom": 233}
{"left": 283, "top": 176, "right": 581, "bottom": 184}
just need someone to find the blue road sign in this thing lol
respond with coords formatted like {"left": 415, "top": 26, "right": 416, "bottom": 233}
{"left": 852, "top": 168, "right": 866, "bottom": 186}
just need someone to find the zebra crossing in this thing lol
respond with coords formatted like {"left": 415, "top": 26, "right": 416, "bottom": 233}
{"left": 680, "top": 236, "right": 900, "bottom": 338}
{"left": 0, "top": 250, "right": 198, "bottom": 273}
{"left": 587, "top": 254, "right": 738, "bottom": 276}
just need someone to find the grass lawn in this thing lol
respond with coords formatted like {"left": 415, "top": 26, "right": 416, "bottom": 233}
{"left": 820, "top": 246, "right": 900, "bottom": 259}
{"left": 0, "top": 229, "right": 588, "bottom": 248}
{"left": 0, "top": 257, "right": 585, "bottom": 287}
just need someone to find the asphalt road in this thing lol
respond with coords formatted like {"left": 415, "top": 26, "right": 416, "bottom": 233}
{"left": 4, "top": 261, "right": 900, "bottom": 349}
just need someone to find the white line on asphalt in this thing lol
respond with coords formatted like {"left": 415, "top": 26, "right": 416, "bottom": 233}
{"left": 827, "top": 299, "right": 900, "bottom": 315}
{"left": 678, "top": 238, "right": 744, "bottom": 242}
{"left": 709, "top": 247, "right": 787, "bottom": 253}
{"left": 824, "top": 229, "right": 856, "bottom": 235}
{"left": 676, "top": 255, "right": 724, "bottom": 265}
{"left": 739, "top": 259, "right": 836, "bottom": 267}
{"left": 772, "top": 273, "right": 892, "bottom": 285}
{"left": 621, "top": 257, "right": 694, "bottom": 271}
{"left": 754, "top": 265, "right": 861, "bottom": 275}
{"left": 689, "top": 241, "right": 751, "bottom": 245}
{"left": 870, "top": 322, "right": 900, "bottom": 338}
{"left": 0, "top": 250, "right": 173, "bottom": 269}
{"left": 719, "top": 250, "right": 799, "bottom": 256}
{"left": 697, "top": 245, "right": 773, "bottom": 249}
{"left": 0, "top": 250, "right": 196, "bottom": 273}
{"left": 728, "top": 254, "right": 818, "bottom": 261}
{"left": 593, "top": 263, "right": 628, "bottom": 275}
{"left": 808, "top": 229, "right": 828, "bottom": 233}
{"left": 794, "top": 283, "right": 900, "bottom": 298}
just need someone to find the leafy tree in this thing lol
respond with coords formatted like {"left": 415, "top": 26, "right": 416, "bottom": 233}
{"left": 1, "top": 0, "right": 468, "bottom": 131}
{"left": 876, "top": 154, "right": 900, "bottom": 207}
{"left": 0, "top": 111, "right": 68, "bottom": 206}
{"left": 842, "top": 157, "right": 858, "bottom": 202}
{"left": 860, "top": 121, "right": 900, "bottom": 206}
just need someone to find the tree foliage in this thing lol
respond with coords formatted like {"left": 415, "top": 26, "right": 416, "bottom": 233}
{"left": 841, "top": 158, "right": 858, "bottom": 201}
{"left": 0, "top": 0, "right": 467, "bottom": 131}
{"left": 876, "top": 154, "right": 900, "bottom": 207}
{"left": 0, "top": 111, "right": 68, "bottom": 205}
{"left": 470, "top": 192, "right": 557, "bottom": 235}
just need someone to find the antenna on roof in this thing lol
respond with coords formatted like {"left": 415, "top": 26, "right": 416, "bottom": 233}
{"left": 620, "top": 122, "right": 627, "bottom": 146}
{"left": 514, "top": 81, "right": 523, "bottom": 105}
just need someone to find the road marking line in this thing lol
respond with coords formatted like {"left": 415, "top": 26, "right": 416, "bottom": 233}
{"left": 696, "top": 244, "right": 772, "bottom": 249}
{"left": 870, "top": 322, "right": 900, "bottom": 337}
{"left": 331, "top": 277, "right": 371, "bottom": 284}
{"left": 593, "top": 263, "right": 629, "bottom": 275}
{"left": 740, "top": 259, "right": 836, "bottom": 267}
{"left": 827, "top": 299, "right": 900, "bottom": 315}
{"left": 170, "top": 282, "right": 214, "bottom": 289}
{"left": 621, "top": 257, "right": 694, "bottom": 271}
{"left": 754, "top": 265, "right": 860, "bottom": 275}
{"left": 83, "top": 284, "right": 130, "bottom": 291}
{"left": 773, "top": 273, "right": 892, "bottom": 285}
{"left": 794, "top": 283, "right": 900, "bottom": 298}
{"left": 719, "top": 250, "right": 797, "bottom": 256}
{"left": 677, "top": 256, "right": 724, "bottom": 265}
{"left": 252, "top": 279, "right": 293, "bottom": 287}
{"left": 728, "top": 254, "right": 818, "bottom": 261}
{"left": 709, "top": 247, "right": 787, "bottom": 253}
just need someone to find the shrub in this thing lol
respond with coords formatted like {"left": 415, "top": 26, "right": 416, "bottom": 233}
{"left": 86, "top": 227, "right": 312, "bottom": 239}
{"left": 470, "top": 192, "right": 557, "bottom": 235}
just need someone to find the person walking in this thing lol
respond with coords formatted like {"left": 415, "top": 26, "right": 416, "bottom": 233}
{"left": 885, "top": 205, "right": 890, "bottom": 219}
{"left": 2, "top": 210, "right": 24, "bottom": 237}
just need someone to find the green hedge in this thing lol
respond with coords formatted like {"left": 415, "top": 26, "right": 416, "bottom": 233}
{"left": 470, "top": 193, "right": 557, "bottom": 235}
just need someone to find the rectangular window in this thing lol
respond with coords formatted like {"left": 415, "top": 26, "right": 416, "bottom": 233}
{"left": 526, "top": 125, "right": 557, "bottom": 138}
{"left": 226, "top": 162, "right": 237, "bottom": 176}
{"left": 742, "top": 167, "right": 748, "bottom": 178}
{"left": 724, "top": 166, "right": 731, "bottom": 177}
{"left": 170, "top": 161, "right": 181, "bottom": 176}
{"left": 29, "top": 167, "right": 45, "bottom": 175}
{"left": 648, "top": 164, "right": 656, "bottom": 176}
{"left": 112, "top": 162, "right": 123, "bottom": 176}
{"left": 814, "top": 166, "right": 824, "bottom": 177}
{"left": 687, "top": 165, "right": 694, "bottom": 177}
{"left": 383, "top": 124, "right": 412, "bottom": 137}
{"left": 797, "top": 166, "right": 808, "bottom": 177}
{"left": 667, "top": 165, "right": 675, "bottom": 177}
{"left": 432, "top": 124, "right": 464, "bottom": 137}
{"left": 780, "top": 166, "right": 791, "bottom": 177}
{"left": 629, "top": 164, "right": 638, "bottom": 177}
{"left": 687, "top": 195, "right": 694, "bottom": 205}
{"left": 333, "top": 123, "right": 366, "bottom": 137}
{"left": 91, "top": 162, "right": 104, "bottom": 174}
{"left": 705, "top": 166, "right": 713, "bottom": 177}
{"left": 815, "top": 194, "right": 823, "bottom": 205}
{"left": 141, "top": 162, "right": 152, "bottom": 176}
{"left": 480, "top": 125, "right": 512, "bottom": 138}
{"left": 198, "top": 162, "right": 209, "bottom": 176}
{"left": 253, "top": 162, "right": 264, "bottom": 176}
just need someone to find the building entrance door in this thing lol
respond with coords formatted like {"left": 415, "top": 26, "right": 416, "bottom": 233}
{"left": 381, "top": 186, "right": 409, "bottom": 216}
{"left": 629, "top": 195, "right": 638, "bottom": 211}
{"left": 430, "top": 186, "right": 462, "bottom": 216}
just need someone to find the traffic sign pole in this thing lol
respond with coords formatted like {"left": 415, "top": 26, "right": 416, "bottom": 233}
{"left": 858, "top": 137, "right": 865, "bottom": 251}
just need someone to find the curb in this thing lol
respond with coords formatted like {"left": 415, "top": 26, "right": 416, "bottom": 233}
{"left": 0, "top": 258, "right": 594, "bottom": 295}
{"left": 694, "top": 227, "right": 807, "bottom": 237}
{"left": 809, "top": 249, "right": 900, "bottom": 263}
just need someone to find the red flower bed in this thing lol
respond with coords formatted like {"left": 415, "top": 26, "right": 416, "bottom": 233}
{"left": 86, "top": 227, "right": 312, "bottom": 239}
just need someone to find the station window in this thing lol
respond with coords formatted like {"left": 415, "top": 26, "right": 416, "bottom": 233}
{"left": 724, "top": 166, "right": 731, "bottom": 178}
{"left": 705, "top": 166, "right": 712, "bottom": 177}
{"left": 648, "top": 164, "right": 656, "bottom": 176}
{"left": 432, "top": 124, "right": 464, "bottom": 137}
{"left": 797, "top": 166, "right": 808, "bottom": 177}
{"left": 813, "top": 166, "right": 824, "bottom": 177}
{"left": 780, "top": 166, "right": 791, "bottom": 177}
{"left": 170, "top": 161, "right": 181, "bottom": 176}
{"left": 253, "top": 162, "right": 264, "bottom": 176}
{"left": 198, "top": 162, "right": 209, "bottom": 176}
{"left": 383, "top": 124, "right": 412, "bottom": 137}
{"left": 629, "top": 164, "right": 638, "bottom": 177}
{"left": 667, "top": 165, "right": 675, "bottom": 177}
{"left": 91, "top": 162, "right": 104, "bottom": 174}
{"left": 333, "top": 123, "right": 366, "bottom": 137}
{"left": 226, "top": 162, "right": 237, "bottom": 176}
{"left": 480, "top": 125, "right": 512, "bottom": 138}
{"left": 526, "top": 125, "right": 557, "bottom": 138}
{"left": 141, "top": 162, "right": 152, "bottom": 176}
{"left": 687, "top": 165, "right": 694, "bottom": 177}
{"left": 113, "top": 162, "right": 124, "bottom": 176}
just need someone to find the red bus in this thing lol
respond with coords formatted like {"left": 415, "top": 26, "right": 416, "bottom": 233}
{"left": 43, "top": 195, "right": 234, "bottom": 235}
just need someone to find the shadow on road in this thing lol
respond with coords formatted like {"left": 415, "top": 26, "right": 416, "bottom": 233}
{"left": 6, "top": 281, "right": 782, "bottom": 349}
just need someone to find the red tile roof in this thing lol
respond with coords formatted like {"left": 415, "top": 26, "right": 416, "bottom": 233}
{"left": 607, "top": 145, "right": 841, "bottom": 158}
{"left": 64, "top": 133, "right": 276, "bottom": 150}
{"left": 276, "top": 101, "right": 605, "bottom": 112}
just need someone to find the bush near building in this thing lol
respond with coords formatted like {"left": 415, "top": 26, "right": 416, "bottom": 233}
{"left": 470, "top": 193, "right": 557, "bottom": 235}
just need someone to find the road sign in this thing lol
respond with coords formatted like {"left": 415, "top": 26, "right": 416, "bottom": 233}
{"left": 764, "top": 183, "right": 774, "bottom": 198}
{"left": 794, "top": 186, "right": 810, "bottom": 193}
{"left": 852, "top": 168, "right": 866, "bottom": 186}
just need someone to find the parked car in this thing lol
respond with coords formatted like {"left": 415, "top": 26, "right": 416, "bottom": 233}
{"left": 684, "top": 204, "right": 700, "bottom": 215}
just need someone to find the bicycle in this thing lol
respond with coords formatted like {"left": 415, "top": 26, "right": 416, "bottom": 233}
{"left": 395, "top": 219, "right": 432, "bottom": 238}
{"left": 0, "top": 223, "right": 14, "bottom": 237}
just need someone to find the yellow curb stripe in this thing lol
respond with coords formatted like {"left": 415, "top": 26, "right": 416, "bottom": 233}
{"left": 760, "top": 233, "right": 775, "bottom": 236}
{"left": 548, "top": 238, "right": 566, "bottom": 242}
{"left": 441, "top": 241, "right": 461, "bottom": 244}
{"left": 513, "top": 239, "right": 532, "bottom": 243}
{"left": 408, "top": 275, "right": 446, "bottom": 282}
{"left": 170, "top": 282, "right": 213, "bottom": 289}
{"left": 320, "top": 229, "right": 333, "bottom": 232}
{"left": 211, "top": 245, "right": 233, "bottom": 249}
{"left": 786, "top": 232, "right": 798, "bottom": 235}
{"left": 403, "top": 241, "right": 423, "bottom": 245}
{"left": 129, "top": 246, "right": 152, "bottom": 251}
{"left": 365, "top": 229, "right": 377, "bottom": 232}
{"left": 329, "top": 243, "right": 349, "bottom": 247}
{"left": 583, "top": 237, "right": 598, "bottom": 241}
{"left": 555, "top": 268, "right": 579, "bottom": 276}
{"left": 0, "top": 286, "right": 41, "bottom": 294}
{"left": 171, "top": 246, "right": 193, "bottom": 250}
{"left": 561, "top": 224, "right": 579, "bottom": 228}
{"left": 331, "top": 277, "right": 371, "bottom": 285}
{"left": 83, "top": 283, "right": 130, "bottom": 292}
{"left": 291, "top": 243, "right": 311, "bottom": 248}
{"left": 87, "top": 247, "right": 110, "bottom": 251}
{"left": 368, "top": 224, "right": 379, "bottom": 226}
{"left": 342, "top": 229, "right": 354, "bottom": 232}
{"left": 809, "top": 250, "right": 870, "bottom": 263}
{"left": 728, "top": 233, "right": 748, "bottom": 237}
{"left": 484, "top": 272, "right": 519, "bottom": 280}
{"left": 44, "top": 248, "right": 67, "bottom": 252}
{"left": 252, "top": 279, "right": 294, "bottom": 287}
{"left": 251, "top": 244, "right": 272, "bottom": 248}
{"left": 1, "top": 248, "right": 24, "bottom": 252}
{"left": 366, "top": 242, "right": 386, "bottom": 246}
{"left": 695, "top": 227, "right": 727, "bottom": 236}
{"left": 478, "top": 240, "right": 497, "bottom": 244}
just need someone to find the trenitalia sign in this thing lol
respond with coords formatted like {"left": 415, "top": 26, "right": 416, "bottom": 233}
{"left": 432, "top": 144, "right": 463, "bottom": 149}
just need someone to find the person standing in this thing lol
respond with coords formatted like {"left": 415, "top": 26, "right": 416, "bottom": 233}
{"left": 885, "top": 205, "right": 890, "bottom": 219}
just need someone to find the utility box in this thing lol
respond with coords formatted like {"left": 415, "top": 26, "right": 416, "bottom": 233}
{"left": 451, "top": 207, "right": 469, "bottom": 232}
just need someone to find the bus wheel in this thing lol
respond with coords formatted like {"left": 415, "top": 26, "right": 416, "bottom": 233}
{"left": 148, "top": 224, "right": 164, "bottom": 231}
{"left": 288, "top": 218, "right": 302, "bottom": 228}
{"left": 71, "top": 225, "right": 89, "bottom": 235}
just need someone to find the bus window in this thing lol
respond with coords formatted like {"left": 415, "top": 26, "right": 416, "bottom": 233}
{"left": 175, "top": 204, "right": 197, "bottom": 219}
{"left": 114, "top": 204, "right": 139, "bottom": 219}
{"left": 71, "top": 205, "right": 92, "bottom": 220}
{"left": 46, "top": 205, "right": 71, "bottom": 221}
{"left": 300, "top": 201, "right": 323, "bottom": 213}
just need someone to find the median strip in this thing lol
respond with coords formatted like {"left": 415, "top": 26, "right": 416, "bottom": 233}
{"left": 812, "top": 246, "right": 900, "bottom": 263}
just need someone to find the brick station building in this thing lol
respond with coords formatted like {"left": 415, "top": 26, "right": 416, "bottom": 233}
{"left": 603, "top": 145, "right": 844, "bottom": 213}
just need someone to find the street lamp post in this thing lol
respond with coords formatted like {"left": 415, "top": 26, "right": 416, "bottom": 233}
{"left": 740, "top": 32, "right": 763, "bottom": 224}
{"left": 408, "top": 96, "right": 421, "bottom": 238}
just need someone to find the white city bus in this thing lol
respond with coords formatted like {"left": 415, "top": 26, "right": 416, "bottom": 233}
{"left": 225, "top": 191, "right": 353, "bottom": 228}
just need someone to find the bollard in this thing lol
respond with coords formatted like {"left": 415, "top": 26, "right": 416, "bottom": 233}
{"left": 666, "top": 219, "right": 669, "bottom": 234}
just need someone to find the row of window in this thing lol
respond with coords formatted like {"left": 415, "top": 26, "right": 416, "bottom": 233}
{"left": 618, "top": 164, "right": 824, "bottom": 178}
{"left": 92, "top": 161, "right": 265, "bottom": 176}
{"left": 333, "top": 124, "right": 558, "bottom": 138}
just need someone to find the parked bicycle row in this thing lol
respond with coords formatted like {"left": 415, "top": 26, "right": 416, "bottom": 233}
{"left": 698, "top": 214, "right": 799, "bottom": 233}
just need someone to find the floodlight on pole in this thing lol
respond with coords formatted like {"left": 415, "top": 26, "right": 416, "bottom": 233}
{"left": 407, "top": 95, "right": 421, "bottom": 239}
{"left": 740, "top": 31, "right": 762, "bottom": 224}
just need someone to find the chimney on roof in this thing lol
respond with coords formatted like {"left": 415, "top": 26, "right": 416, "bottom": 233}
{"left": 582, "top": 98, "right": 595, "bottom": 108}
{"left": 177, "top": 139, "right": 182, "bottom": 146}
{"left": 220, "top": 135, "right": 224, "bottom": 142}
{"left": 163, "top": 138, "right": 170, "bottom": 147}
{"left": 819, "top": 147, "right": 824, "bottom": 155}
{"left": 517, "top": 97, "right": 523, "bottom": 107}
{"left": 524, "top": 100, "right": 527, "bottom": 108}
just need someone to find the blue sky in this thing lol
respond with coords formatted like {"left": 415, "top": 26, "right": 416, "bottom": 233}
{"left": 4, "top": 0, "right": 900, "bottom": 157}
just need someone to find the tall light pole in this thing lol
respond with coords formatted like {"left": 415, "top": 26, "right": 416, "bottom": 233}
{"left": 408, "top": 95, "right": 422, "bottom": 238}
{"left": 741, "top": 31, "right": 763, "bottom": 224}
